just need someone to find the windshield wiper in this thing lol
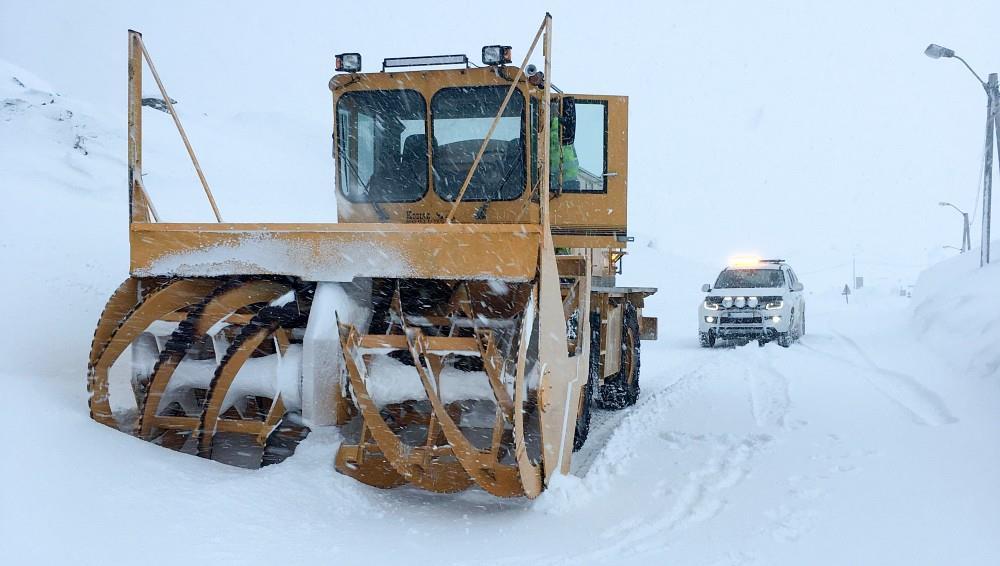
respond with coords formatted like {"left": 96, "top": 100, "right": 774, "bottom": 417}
{"left": 342, "top": 156, "right": 389, "bottom": 221}
{"left": 475, "top": 140, "right": 523, "bottom": 220}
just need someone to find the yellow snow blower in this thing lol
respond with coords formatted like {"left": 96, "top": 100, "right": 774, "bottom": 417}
{"left": 88, "top": 14, "right": 657, "bottom": 497}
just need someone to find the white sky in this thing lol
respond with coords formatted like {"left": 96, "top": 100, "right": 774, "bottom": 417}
{"left": 2, "top": 0, "right": 998, "bottom": 289}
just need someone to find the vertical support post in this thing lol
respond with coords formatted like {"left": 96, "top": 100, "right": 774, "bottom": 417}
{"left": 540, "top": 14, "right": 553, "bottom": 227}
{"left": 992, "top": 74, "right": 1000, "bottom": 262}
{"left": 980, "top": 73, "right": 998, "bottom": 267}
{"left": 963, "top": 212, "right": 971, "bottom": 252}
{"left": 533, "top": 12, "right": 579, "bottom": 484}
{"left": 128, "top": 30, "right": 151, "bottom": 224}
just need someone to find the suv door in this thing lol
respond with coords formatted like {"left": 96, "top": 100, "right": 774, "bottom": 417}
{"left": 785, "top": 267, "right": 803, "bottom": 320}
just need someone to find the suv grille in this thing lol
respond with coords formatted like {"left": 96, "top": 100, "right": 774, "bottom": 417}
{"left": 720, "top": 316, "right": 763, "bottom": 324}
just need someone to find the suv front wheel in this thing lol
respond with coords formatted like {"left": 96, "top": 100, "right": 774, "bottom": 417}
{"left": 777, "top": 307, "right": 796, "bottom": 347}
{"left": 699, "top": 331, "right": 715, "bottom": 348}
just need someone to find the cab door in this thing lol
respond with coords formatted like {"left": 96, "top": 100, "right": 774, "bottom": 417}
{"left": 549, "top": 94, "right": 629, "bottom": 248}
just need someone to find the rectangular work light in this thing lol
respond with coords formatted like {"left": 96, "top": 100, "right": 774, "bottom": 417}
{"left": 482, "top": 45, "right": 512, "bottom": 66}
{"left": 335, "top": 53, "right": 362, "bottom": 73}
{"left": 382, "top": 54, "right": 468, "bottom": 70}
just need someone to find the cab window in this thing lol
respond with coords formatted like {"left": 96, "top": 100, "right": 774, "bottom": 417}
{"left": 336, "top": 90, "right": 427, "bottom": 203}
{"left": 562, "top": 99, "right": 607, "bottom": 193}
{"left": 431, "top": 86, "right": 525, "bottom": 201}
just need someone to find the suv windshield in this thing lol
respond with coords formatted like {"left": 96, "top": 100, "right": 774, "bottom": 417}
{"left": 336, "top": 89, "right": 427, "bottom": 203}
{"left": 431, "top": 86, "right": 525, "bottom": 201}
{"left": 715, "top": 269, "right": 786, "bottom": 289}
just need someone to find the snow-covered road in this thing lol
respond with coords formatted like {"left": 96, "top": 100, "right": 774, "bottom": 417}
{"left": 3, "top": 291, "right": 997, "bottom": 565}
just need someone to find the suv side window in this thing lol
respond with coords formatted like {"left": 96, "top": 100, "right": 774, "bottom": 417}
{"left": 787, "top": 268, "right": 799, "bottom": 289}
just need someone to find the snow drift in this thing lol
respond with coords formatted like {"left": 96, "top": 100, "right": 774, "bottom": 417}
{"left": 912, "top": 247, "right": 1000, "bottom": 380}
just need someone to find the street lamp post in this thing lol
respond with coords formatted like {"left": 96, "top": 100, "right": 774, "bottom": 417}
{"left": 925, "top": 44, "right": 1000, "bottom": 267}
{"left": 939, "top": 201, "right": 971, "bottom": 252}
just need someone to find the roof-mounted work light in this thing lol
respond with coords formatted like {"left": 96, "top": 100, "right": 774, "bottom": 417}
{"left": 482, "top": 45, "right": 512, "bottom": 66}
{"left": 336, "top": 53, "right": 362, "bottom": 73}
{"left": 382, "top": 54, "right": 468, "bottom": 71}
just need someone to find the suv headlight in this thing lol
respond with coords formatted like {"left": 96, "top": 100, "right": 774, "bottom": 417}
{"left": 734, "top": 296, "right": 746, "bottom": 308}
{"left": 747, "top": 296, "right": 759, "bottom": 308}
{"left": 765, "top": 299, "right": 783, "bottom": 310}
{"left": 722, "top": 296, "right": 734, "bottom": 308}
{"left": 703, "top": 300, "right": 719, "bottom": 311}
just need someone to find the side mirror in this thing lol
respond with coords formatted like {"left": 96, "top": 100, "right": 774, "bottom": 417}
{"left": 792, "top": 282, "right": 804, "bottom": 292}
{"left": 560, "top": 97, "right": 576, "bottom": 145}
{"left": 701, "top": 284, "right": 711, "bottom": 293}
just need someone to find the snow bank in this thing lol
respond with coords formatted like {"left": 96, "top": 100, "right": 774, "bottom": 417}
{"left": 0, "top": 57, "right": 130, "bottom": 377}
{"left": 912, "top": 246, "right": 1000, "bottom": 380}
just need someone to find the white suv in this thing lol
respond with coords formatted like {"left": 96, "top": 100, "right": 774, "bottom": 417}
{"left": 698, "top": 259, "right": 805, "bottom": 347}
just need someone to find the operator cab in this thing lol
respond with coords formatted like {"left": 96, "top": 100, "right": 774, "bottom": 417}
{"left": 328, "top": 47, "right": 630, "bottom": 249}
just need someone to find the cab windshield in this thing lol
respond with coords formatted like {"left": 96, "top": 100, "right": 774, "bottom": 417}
{"left": 336, "top": 86, "right": 527, "bottom": 204}
{"left": 336, "top": 89, "right": 428, "bottom": 203}
{"left": 715, "top": 269, "right": 786, "bottom": 289}
{"left": 431, "top": 86, "right": 525, "bottom": 201}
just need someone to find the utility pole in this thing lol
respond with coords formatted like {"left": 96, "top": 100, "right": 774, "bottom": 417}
{"left": 981, "top": 73, "right": 999, "bottom": 266}
{"left": 925, "top": 44, "right": 999, "bottom": 267}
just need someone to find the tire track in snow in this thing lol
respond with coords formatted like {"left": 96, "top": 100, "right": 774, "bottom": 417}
{"left": 801, "top": 334, "right": 957, "bottom": 426}
{"left": 572, "top": 360, "right": 716, "bottom": 477}
{"left": 546, "top": 356, "right": 776, "bottom": 563}
{"left": 744, "top": 357, "right": 790, "bottom": 428}
{"left": 596, "top": 432, "right": 773, "bottom": 560}
{"left": 572, "top": 407, "right": 630, "bottom": 476}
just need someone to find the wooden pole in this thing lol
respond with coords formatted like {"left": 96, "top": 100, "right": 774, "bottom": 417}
{"left": 540, "top": 14, "right": 553, "bottom": 228}
{"left": 137, "top": 181, "right": 161, "bottom": 222}
{"left": 445, "top": 17, "right": 547, "bottom": 223}
{"left": 138, "top": 38, "right": 223, "bottom": 223}
{"left": 127, "top": 30, "right": 153, "bottom": 223}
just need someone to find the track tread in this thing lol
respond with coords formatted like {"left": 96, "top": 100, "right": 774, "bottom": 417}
{"left": 196, "top": 301, "right": 307, "bottom": 458}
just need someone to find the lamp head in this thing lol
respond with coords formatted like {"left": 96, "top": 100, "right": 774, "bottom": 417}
{"left": 924, "top": 44, "right": 955, "bottom": 59}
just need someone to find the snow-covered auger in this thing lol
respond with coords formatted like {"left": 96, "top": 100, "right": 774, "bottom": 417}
{"left": 88, "top": 14, "right": 657, "bottom": 497}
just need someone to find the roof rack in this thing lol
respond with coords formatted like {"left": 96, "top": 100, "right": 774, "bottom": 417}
{"left": 760, "top": 259, "right": 785, "bottom": 264}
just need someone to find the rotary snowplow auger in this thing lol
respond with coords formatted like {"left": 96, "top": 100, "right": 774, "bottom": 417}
{"left": 332, "top": 276, "right": 562, "bottom": 496}
{"left": 87, "top": 14, "right": 657, "bottom": 497}
{"left": 88, "top": 277, "right": 313, "bottom": 466}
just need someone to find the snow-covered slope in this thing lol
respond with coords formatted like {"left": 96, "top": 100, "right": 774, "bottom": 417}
{"left": 912, "top": 248, "right": 1000, "bottom": 380}
{"left": 0, "top": 54, "right": 337, "bottom": 379}
{"left": 1, "top": 60, "right": 126, "bottom": 377}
